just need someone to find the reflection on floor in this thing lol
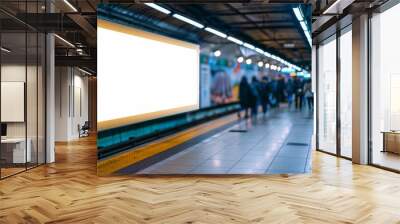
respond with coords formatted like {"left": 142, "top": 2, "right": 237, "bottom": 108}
{"left": 373, "top": 151, "right": 400, "bottom": 170}
{"left": 122, "top": 108, "right": 313, "bottom": 174}
{"left": 0, "top": 167, "right": 26, "bottom": 178}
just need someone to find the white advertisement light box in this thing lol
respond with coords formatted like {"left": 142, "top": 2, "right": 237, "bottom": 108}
{"left": 97, "top": 19, "right": 200, "bottom": 130}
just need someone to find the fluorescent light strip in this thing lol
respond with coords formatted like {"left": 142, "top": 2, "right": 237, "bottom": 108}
{"left": 227, "top": 36, "right": 243, "bottom": 45}
{"left": 194, "top": 16, "right": 300, "bottom": 70}
{"left": 205, "top": 27, "right": 227, "bottom": 38}
{"left": 63, "top": 0, "right": 78, "bottom": 12}
{"left": 292, "top": 7, "right": 303, "bottom": 21}
{"left": 300, "top": 21, "right": 308, "bottom": 31}
{"left": 173, "top": 13, "right": 204, "bottom": 29}
{"left": 54, "top": 34, "right": 75, "bottom": 48}
{"left": 1, "top": 47, "right": 11, "bottom": 53}
{"left": 144, "top": 3, "right": 171, "bottom": 15}
{"left": 243, "top": 42, "right": 255, "bottom": 50}
{"left": 78, "top": 67, "right": 92, "bottom": 76}
{"left": 255, "top": 48, "right": 264, "bottom": 54}
{"left": 293, "top": 7, "right": 312, "bottom": 48}
{"left": 323, "top": 0, "right": 342, "bottom": 15}
{"left": 305, "top": 32, "right": 311, "bottom": 38}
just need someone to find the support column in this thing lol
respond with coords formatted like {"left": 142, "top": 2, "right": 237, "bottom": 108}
{"left": 352, "top": 14, "right": 369, "bottom": 164}
{"left": 311, "top": 45, "right": 317, "bottom": 150}
{"left": 46, "top": 33, "right": 55, "bottom": 163}
{"left": 46, "top": 1, "right": 55, "bottom": 163}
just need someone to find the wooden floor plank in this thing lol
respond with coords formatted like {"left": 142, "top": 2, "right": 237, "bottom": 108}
{"left": 1, "top": 134, "right": 400, "bottom": 223}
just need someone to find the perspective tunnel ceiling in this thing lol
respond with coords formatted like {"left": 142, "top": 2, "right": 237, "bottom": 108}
{"left": 0, "top": 1, "right": 313, "bottom": 71}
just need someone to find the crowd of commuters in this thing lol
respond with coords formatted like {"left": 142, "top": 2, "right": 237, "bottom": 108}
{"left": 238, "top": 75, "right": 313, "bottom": 118}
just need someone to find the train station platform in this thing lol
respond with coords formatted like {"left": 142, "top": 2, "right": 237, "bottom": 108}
{"left": 117, "top": 107, "right": 314, "bottom": 175}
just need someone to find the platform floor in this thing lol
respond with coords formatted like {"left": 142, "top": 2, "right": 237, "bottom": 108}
{"left": 129, "top": 108, "right": 313, "bottom": 174}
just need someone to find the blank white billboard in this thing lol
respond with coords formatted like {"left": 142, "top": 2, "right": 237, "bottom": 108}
{"left": 97, "top": 20, "right": 200, "bottom": 130}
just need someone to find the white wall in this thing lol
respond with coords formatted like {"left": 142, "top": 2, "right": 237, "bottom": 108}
{"left": 55, "top": 67, "right": 89, "bottom": 141}
{"left": 1, "top": 65, "right": 40, "bottom": 137}
{"left": 1, "top": 64, "right": 46, "bottom": 164}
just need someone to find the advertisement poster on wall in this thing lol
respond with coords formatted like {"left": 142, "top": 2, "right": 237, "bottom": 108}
{"left": 199, "top": 54, "right": 260, "bottom": 108}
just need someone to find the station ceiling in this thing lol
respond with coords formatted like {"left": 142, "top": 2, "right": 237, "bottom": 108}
{"left": 1, "top": 1, "right": 313, "bottom": 72}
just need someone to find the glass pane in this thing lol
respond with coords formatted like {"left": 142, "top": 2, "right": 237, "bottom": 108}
{"left": 340, "top": 30, "right": 352, "bottom": 158}
{"left": 27, "top": 31, "right": 38, "bottom": 169}
{"left": 371, "top": 4, "right": 400, "bottom": 171}
{"left": 318, "top": 37, "right": 337, "bottom": 154}
{"left": 1, "top": 30, "right": 27, "bottom": 177}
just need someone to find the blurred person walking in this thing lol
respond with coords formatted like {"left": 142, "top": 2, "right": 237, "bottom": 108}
{"left": 286, "top": 77, "right": 295, "bottom": 109}
{"left": 294, "top": 77, "right": 304, "bottom": 110}
{"left": 277, "top": 75, "right": 286, "bottom": 104}
{"left": 303, "top": 80, "right": 313, "bottom": 110}
{"left": 260, "top": 76, "right": 270, "bottom": 115}
{"left": 270, "top": 77, "right": 279, "bottom": 108}
{"left": 238, "top": 76, "right": 252, "bottom": 118}
{"left": 250, "top": 76, "right": 261, "bottom": 117}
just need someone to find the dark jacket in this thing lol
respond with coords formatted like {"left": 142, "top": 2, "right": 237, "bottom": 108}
{"left": 239, "top": 77, "right": 252, "bottom": 108}
{"left": 249, "top": 78, "right": 261, "bottom": 107}
{"left": 260, "top": 79, "right": 270, "bottom": 103}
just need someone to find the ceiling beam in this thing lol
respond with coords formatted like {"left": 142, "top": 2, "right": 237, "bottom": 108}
{"left": 212, "top": 9, "right": 289, "bottom": 16}
{"left": 229, "top": 24, "right": 296, "bottom": 29}
{"left": 256, "top": 38, "right": 304, "bottom": 42}
{"left": 223, "top": 3, "right": 289, "bottom": 58}
{"left": 55, "top": 55, "right": 96, "bottom": 71}
{"left": 67, "top": 14, "right": 97, "bottom": 46}
{"left": 226, "top": 20, "right": 294, "bottom": 26}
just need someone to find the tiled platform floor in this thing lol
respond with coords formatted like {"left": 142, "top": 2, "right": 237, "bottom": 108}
{"left": 135, "top": 107, "right": 314, "bottom": 174}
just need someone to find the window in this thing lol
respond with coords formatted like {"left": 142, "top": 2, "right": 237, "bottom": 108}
{"left": 370, "top": 3, "right": 400, "bottom": 171}
{"left": 0, "top": 2, "right": 46, "bottom": 179}
{"left": 317, "top": 36, "right": 337, "bottom": 154}
{"left": 339, "top": 28, "right": 352, "bottom": 158}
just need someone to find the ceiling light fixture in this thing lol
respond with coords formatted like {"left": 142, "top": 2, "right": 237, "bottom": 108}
{"left": 246, "top": 58, "right": 252, "bottom": 65}
{"left": 78, "top": 67, "right": 92, "bottom": 76}
{"left": 1, "top": 47, "right": 11, "bottom": 53}
{"left": 258, "top": 61, "right": 264, "bottom": 67}
{"left": 63, "top": 0, "right": 78, "bottom": 12}
{"left": 292, "top": 7, "right": 312, "bottom": 47}
{"left": 227, "top": 36, "right": 243, "bottom": 45}
{"left": 322, "top": 0, "right": 342, "bottom": 15}
{"left": 214, "top": 50, "right": 221, "bottom": 57}
{"left": 293, "top": 7, "right": 303, "bottom": 21}
{"left": 237, "top": 56, "right": 244, "bottom": 63}
{"left": 243, "top": 43, "right": 255, "bottom": 50}
{"left": 255, "top": 48, "right": 264, "bottom": 54}
{"left": 205, "top": 27, "right": 227, "bottom": 38}
{"left": 300, "top": 21, "right": 308, "bottom": 31}
{"left": 173, "top": 14, "right": 204, "bottom": 28}
{"left": 144, "top": 3, "right": 171, "bottom": 14}
{"left": 54, "top": 34, "right": 75, "bottom": 48}
{"left": 264, "top": 52, "right": 271, "bottom": 57}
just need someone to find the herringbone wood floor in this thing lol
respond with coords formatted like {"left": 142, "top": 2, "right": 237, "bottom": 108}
{"left": 1, "top": 135, "right": 400, "bottom": 223}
